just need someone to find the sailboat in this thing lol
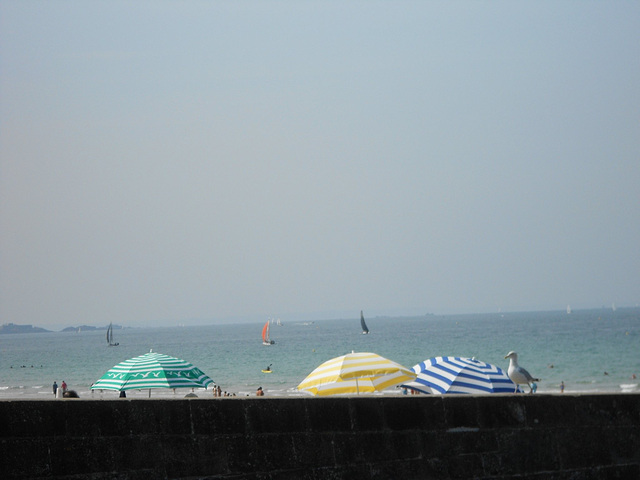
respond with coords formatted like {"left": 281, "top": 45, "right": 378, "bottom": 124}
{"left": 107, "top": 322, "right": 119, "bottom": 346}
{"left": 566, "top": 305, "right": 572, "bottom": 315}
{"left": 360, "top": 310, "right": 370, "bottom": 334}
{"left": 262, "top": 320, "right": 275, "bottom": 345}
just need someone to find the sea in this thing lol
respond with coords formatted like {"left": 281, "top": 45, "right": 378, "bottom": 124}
{"left": 1, "top": 308, "right": 639, "bottom": 400}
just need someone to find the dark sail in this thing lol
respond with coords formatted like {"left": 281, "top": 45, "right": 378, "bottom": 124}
{"left": 107, "top": 322, "right": 119, "bottom": 346}
{"left": 360, "top": 311, "right": 369, "bottom": 334}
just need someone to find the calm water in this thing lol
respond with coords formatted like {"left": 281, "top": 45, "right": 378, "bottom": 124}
{"left": 1, "top": 308, "right": 638, "bottom": 399}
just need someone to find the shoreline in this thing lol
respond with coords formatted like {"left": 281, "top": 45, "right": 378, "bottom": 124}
{"left": 1, "top": 383, "right": 638, "bottom": 401}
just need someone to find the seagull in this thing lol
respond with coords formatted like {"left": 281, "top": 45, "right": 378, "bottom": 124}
{"left": 504, "top": 351, "right": 540, "bottom": 393}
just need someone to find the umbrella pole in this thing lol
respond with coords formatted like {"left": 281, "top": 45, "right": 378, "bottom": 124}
{"left": 148, "top": 389, "right": 151, "bottom": 398}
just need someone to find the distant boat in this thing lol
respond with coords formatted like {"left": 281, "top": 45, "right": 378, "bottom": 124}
{"left": 107, "top": 322, "right": 119, "bottom": 346}
{"left": 276, "top": 318, "right": 283, "bottom": 326}
{"left": 612, "top": 303, "right": 617, "bottom": 312}
{"left": 566, "top": 305, "right": 572, "bottom": 315}
{"left": 360, "top": 310, "right": 369, "bottom": 334}
{"left": 262, "top": 320, "right": 275, "bottom": 345}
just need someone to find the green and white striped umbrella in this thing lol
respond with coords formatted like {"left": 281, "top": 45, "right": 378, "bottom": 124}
{"left": 91, "top": 351, "right": 214, "bottom": 392}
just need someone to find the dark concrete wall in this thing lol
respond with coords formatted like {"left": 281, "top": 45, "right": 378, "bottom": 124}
{"left": 1, "top": 394, "right": 639, "bottom": 479}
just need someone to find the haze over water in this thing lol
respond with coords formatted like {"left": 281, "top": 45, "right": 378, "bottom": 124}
{"left": 2, "top": 3, "right": 639, "bottom": 331}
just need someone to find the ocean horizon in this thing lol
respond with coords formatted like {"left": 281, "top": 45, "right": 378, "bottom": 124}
{"left": 1, "top": 307, "right": 638, "bottom": 400}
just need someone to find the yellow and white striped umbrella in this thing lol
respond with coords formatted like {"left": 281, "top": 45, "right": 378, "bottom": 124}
{"left": 297, "top": 351, "right": 417, "bottom": 396}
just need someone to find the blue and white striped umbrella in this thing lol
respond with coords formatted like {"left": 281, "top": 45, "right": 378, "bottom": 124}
{"left": 402, "top": 356, "right": 522, "bottom": 394}
{"left": 91, "top": 351, "right": 214, "bottom": 393}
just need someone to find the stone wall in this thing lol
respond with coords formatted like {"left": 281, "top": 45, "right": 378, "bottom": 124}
{"left": 1, "top": 394, "right": 639, "bottom": 479}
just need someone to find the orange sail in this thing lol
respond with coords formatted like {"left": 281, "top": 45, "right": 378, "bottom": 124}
{"left": 262, "top": 320, "right": 274, "bottom": 345}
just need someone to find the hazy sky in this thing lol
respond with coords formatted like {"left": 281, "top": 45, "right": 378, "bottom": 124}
{"left": 1, "top": 2, "right": 639, "bottom": 328}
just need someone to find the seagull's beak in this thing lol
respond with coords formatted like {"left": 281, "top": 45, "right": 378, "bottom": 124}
{"left": 504, "top": 354, "right": 509, "bottom": 359}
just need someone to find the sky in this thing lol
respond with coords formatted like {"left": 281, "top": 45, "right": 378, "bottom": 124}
{"left": 1, "top": 1, "right": 639, "bottom": 329}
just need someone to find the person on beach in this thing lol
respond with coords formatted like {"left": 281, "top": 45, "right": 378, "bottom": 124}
{"left": 52, "top": 381, "right": 58, "bottom": 396}
{"left": 119, "top": 390, "right": 126, "bottom": 398}
{"left": 61, "top": 380, "right": 67, "bottom": 393}
{"left": 560, "top": 381, "right": 565, "bottom": 393}
{"left": 256, "top": 386, "right": 264, "bottom": 396}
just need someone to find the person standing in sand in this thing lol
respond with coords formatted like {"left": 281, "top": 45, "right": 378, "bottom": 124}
{"left": 52, "top": 381, "right": 58, "bottom": 396}
{"left": 61, "top": 380, "right": 67, "bottom": 393}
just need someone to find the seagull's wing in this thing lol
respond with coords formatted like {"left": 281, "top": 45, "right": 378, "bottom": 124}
{"left": 516, "top": 366, "right": 538, "bottom": 382}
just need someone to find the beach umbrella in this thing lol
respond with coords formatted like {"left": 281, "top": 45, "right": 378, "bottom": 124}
{"left": 90, "top": 351, "right": 214, "bottom": 396}
{"left": 402, "top": 356, "right": 522, "bottom": 394}
{"left": 297, "top": 351, "right": 417, "bottom": 396}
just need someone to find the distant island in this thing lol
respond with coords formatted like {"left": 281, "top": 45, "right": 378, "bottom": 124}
{"left": 0, "top": 323, "right": 124, "bottom": 334}
{"left": 62, "top": 325, "right": 101, "bottom": 333}
{"left": 0, "top": 323, "right": 51, "bottom": 334}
